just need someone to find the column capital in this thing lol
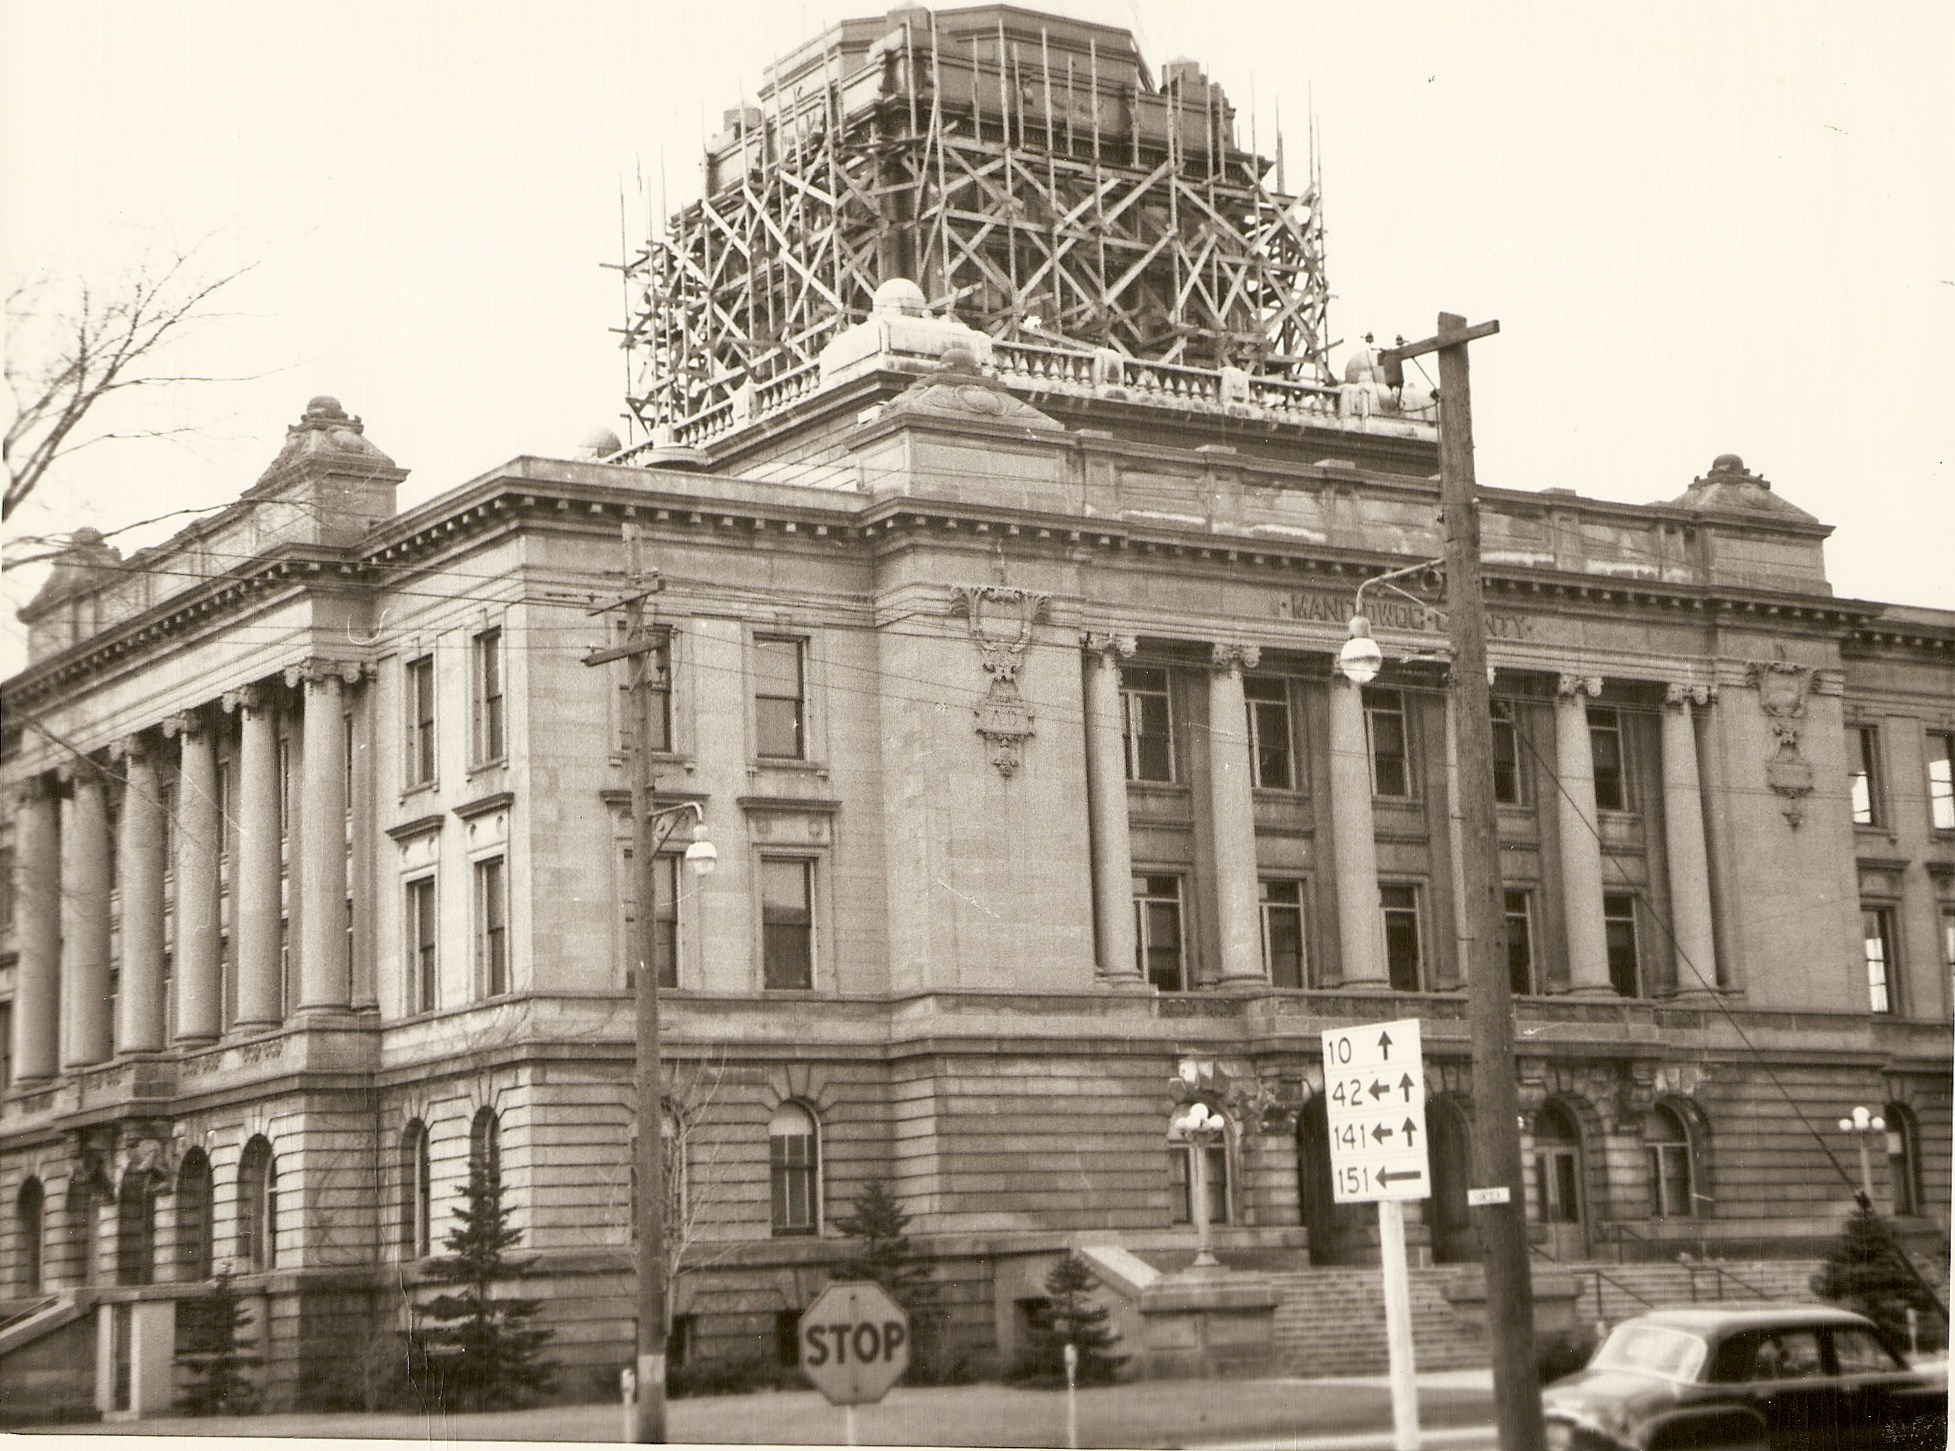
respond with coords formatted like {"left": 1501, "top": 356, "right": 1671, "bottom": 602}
{"left": 161, "top": 708, "right": 208, "bottom": 741}
{"left": 283, "top": 656, "right": 369, "bottom": 690}
{"left": 13, "top": 772, "right": 59, "bottom": 808}
{"left": 1209, "top": 642, "right": 1261, "bottom": 675}
{"left": 222, "top": 681, "right": 286, "bottom": 714}
{"left": 1665, "top": 682, "right": 1715, "bottom": 708}
{"left": 1557, "top": 673, "right": 1604, "bottom": 699}
{"left": 1081, "top": 631, "right": 1137, "bottom": 663}
{"left": 107, "top": 732, "right": 156, "bottom": 765}
{"left": 54, "top": 755, "right": 107, "bottom": 787}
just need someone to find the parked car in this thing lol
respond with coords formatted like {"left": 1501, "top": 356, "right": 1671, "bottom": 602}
{"left": 1542, "top": 1304, "right": 1947, "bottom": 1450}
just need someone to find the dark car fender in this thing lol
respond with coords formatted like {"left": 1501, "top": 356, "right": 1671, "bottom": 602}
{"left": 1641, "top": 1402, "right": 1769, "bottom": 1451}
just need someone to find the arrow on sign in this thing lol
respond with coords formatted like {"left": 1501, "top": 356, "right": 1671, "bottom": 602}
{"left": 1369, "top": 1079, "right": 1390, "bottom": 1101}
{"left": 1377, "top": 1030, "right": 1393, "bottom": 1060}
{"left": 1401, "top": 1118, "right": 1419, "bottom": 1147}
{"left": 1372, "top": 1123, "right": 1393, "bottom": 1144}
{"left": 1399, "top": 1073, "right": 1416, "bottom": 1103}
{"left": 1378, "top": 1168, "right": 1425, "bottom": 1185}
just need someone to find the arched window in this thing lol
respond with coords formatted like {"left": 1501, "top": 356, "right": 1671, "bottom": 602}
{"left": 1645, "top": 1106, "right": 1695, "bottom": 1219}
{"left": 1168, "top": 1118, "right": 1230, "bottom": 1227}
{"left": 470, "top": 1107, "right": 501, "bottom": 1184}
{"left": 16, "top": 1179, "right": 44, "bottom": 1295}
{"left": 1532, "top": 1104, "right": 1582, "bottom": 1224}
{"left": 237, "top": 1137, "right": 277, "bottom": 1273}
{"left": 768, "top": 1103, "right": 820, "bottom": 1236}
{"left": 116, "top": 1170, "right": 156, "bottom": 1286}
{"left": 1884, "top": 1103, "right": 1921, "bottom": 1216}
{"left": 176, "top": 1150, "right": 213, "bottom": 1282}
{"left": 400, "top": 1121, "right": 432, "bottom": 1258}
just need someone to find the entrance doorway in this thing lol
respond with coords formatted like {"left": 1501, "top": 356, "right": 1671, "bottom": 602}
{"left": 1428, "top": 1097, "right": 1479, "bottom": 1264}
{"left": 1296, "top": 1098, "right": 1368, "bottom": 1265}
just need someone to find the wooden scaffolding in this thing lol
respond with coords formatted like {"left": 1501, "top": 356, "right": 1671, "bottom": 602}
{"left": 621, "top": 5, "right": 1329, "bottom": 437}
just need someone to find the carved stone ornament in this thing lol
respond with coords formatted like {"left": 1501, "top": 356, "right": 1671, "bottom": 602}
{"left": 949, "top": 585, "right": 1051, "bottom": 777}
{"left": 1746, "top": 659, "right": 1816, "bottom": 827}
{"left": 1557, "top": 673, "right": 1604, "bottom": 699}
{"left": 1210, "top": 642, "right": 1262, "bottom": 675}
{"left": 1082, "top": 631, "right": 1137, "bottom": 664}
{"left": 1665, "top": 683, "right": 1713, "bottom": 709}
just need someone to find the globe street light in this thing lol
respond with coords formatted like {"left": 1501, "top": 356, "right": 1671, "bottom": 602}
{"left": 1839, "top": 1105, "right": 1886, "bottom": 1207}
{"left": 1169, "top": 1098, "right": 1228, "bottom": 1268}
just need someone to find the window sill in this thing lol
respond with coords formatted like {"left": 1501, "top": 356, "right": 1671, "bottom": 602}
{"left": 752, "top": 756, "right": 827, "bottom": 774}
{"left": 466, "top": 756, "right": 508, "bottom": 776}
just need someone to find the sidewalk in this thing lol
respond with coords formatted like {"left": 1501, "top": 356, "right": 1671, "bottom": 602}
{"left": 19, "top": 1368, "right": 1498, "bottom": 1448}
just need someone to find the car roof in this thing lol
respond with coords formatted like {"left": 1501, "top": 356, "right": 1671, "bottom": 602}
{"left": 1614, "top": 1304, "right": 1874, "bottom": 1335}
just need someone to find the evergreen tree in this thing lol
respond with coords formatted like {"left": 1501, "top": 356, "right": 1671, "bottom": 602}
{"left": 833, "top": 1181, "right": 946, "bottom": 1377}
{"left": 1810, "top": 1200, "right": 1943, "bottom": 1348}
{"left": 409, "top": 1153, "right": 556, "bottom": 1411}
{"left": 1020, "top": 1253, "right": 1127, "bottom": 1386}
{"left": 174, "top": 1270, "right": 261, "bottom": 1415}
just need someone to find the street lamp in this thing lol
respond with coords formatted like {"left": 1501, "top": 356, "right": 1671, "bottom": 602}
{"left": 1839, "top": 1105, "right": 1886, "bottom": 1207}
{"left": 1169, "top": 1098, "right": 1228, "bottom": 1268}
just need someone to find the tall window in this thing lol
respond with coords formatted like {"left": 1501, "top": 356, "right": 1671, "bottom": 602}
{"left": 1604, "top": 894, "right": 1640, "bottom": 997}
{"left": 1244, "top": 676, "right": 1294, "bottom": 790}
{"left": 1926, "top": 731, "right": 1953, "bottom": 831}
{"left": 1646, "top": 1106, "right": 1694, "bottom": 1219}
{"left": 1862, "top": 907, "right": 1896, "bottom": 1014}
{"left": 15, "top": 1179, "right": 44, "bottom": 1295}
{"left": 620, "top": 630, "right": 673, "bottom": 756}
{"left": 175, "top": 1151, "right": 213, "bottom": 1282}
{"left": 401, "top": 1121, "right": 432, "bottom": 1258}
{"left": 472, "top": 627, "right": 505, "bottom": 764}
{"left": 1121, "top": 666, "right": 1174, "bottom": 782}
{"left": 1364, "top": 688, "right": 1411, "bottom": 798}
{"left": 761, "top": 858, "right": 814, "bottom": 990}
{"left": 1590, "top": 707, "right": 1628, "bottom": 811}
{"left": 768, "top": 1102, "right": 820, "bottom": 1235}
{"left": 1504, "top": 890, "right": 1536, "bottom": 996}
{"left": 117, "top": 1172, "right": 156, "bottom": 1286}
{"left": 1259, "top": 879, "right": 1306, "bottom": 988}
{"left": 754, "top": 636, "right": 807, "bottom": 759}
{"left": 1169, "top": 1134, "right": 1230, "bottom": 1226}
{"left": 475, "top": 856, "right": 509, "bottom": 997}
{"left": 237, "top": 1136, "right": 277, "bottom": 1273}
{"left": 405, "top": 654, "right": 436, "bottom": 787}
{"left": 406, "top": 877, "right": 437, "bottom": 1014}
{"left": 470, "top": 1107, "right": 501, "bottom": 1182}
{"left": 1848, "top": 725, "right": 1882, "bottom": 826}
{"left": 1533, "top": 1104, "right": 1582, "bottom": 1224}
{"left": 1381, "top": 884, "right": 1423, "bottom": 992}
{"left": 1133, "top": 874, "right": 1185, "bottom": 991}
{"left": 1884, "top": 1104, "right": 1921, "bottom": 1216}
{"left": 1492, "top": 700, "right": 1525, "bottom": 805}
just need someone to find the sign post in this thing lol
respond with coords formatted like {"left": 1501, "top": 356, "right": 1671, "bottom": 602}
{"left": 1323, "top": 1018, "right": 1430, "bottom": 1451}
{"left": 800, "top": 1281, "right": 911, "bottom": 1443}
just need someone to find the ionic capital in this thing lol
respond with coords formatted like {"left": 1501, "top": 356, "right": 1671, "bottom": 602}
{"left": 161, "top": 709, "right": 208, "bottom": 741}
{"left": 221, "top": 682, "right": 273, "bottom": 715}
{"left": 13, "top": 772, "right": 59, "bottom": 808}
{"left": 1557, "top": 673, "right": 1604, "bottom": 700}
{"left": 283, "top": 656, "right": 368, "bottom": 690}
{"left": 1209, "top": 642, "right": 1261, "bottom": 675}
{"left": 1665, "top": 682, "right": 1714, "bottom": 709}
{"left": 107, "top": 733, "right": 155, "bottom": 765}
{"left": 1082, "top": 631, "right": 1137, "bottom": 665}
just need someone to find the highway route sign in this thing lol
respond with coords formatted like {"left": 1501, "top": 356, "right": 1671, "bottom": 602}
{"left": 799, "top": 1281, "right": 911, "bottom": 1406}
{"left": 1321, "top": 1017, "right": 1430, "bottom": 1203}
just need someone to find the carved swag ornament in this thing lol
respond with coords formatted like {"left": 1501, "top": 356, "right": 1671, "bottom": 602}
{"left": 1746, "top": 659, "right": 1817, "bottom": 826}
{"left": 949, "top": 585, "right": 1050, "bottom": 777}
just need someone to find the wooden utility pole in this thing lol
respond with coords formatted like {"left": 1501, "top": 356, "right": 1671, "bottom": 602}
{"left": 583, "top": 524, "right": 670, "bottom": 1443}
{"left": 1383, "top": 315, "right": 1544, "bottom": 1451}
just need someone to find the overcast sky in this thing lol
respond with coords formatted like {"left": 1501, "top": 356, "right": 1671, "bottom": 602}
{"left": 4, "top": 0, "right": 1950, "bottom": 678}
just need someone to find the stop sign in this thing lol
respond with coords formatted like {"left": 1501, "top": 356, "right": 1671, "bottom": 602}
{"left": 798, "top": 1281, "right": 910, "bottom": 1406}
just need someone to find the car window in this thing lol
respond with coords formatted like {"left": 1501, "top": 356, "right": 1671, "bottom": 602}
{"left": 1832, "top": 1325, "right": 1904, "bottom": 1375}
{"left": 1755, "top": 1331, "right": 1824, "bottom": 1380}
{"left": 1592, "top": 1325, "right": 1708, "bottom": 1381}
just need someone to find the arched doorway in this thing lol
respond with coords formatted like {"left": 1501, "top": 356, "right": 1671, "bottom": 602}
{"left": 1296, "top": 1097, "right": 1367, "bottom": 1266}
{"left": 1428, "top": 1097, "right": 1478, "bottom": 1264}
{"left": 1532, "top": 1102, "right": 1588, "bottom": 1260}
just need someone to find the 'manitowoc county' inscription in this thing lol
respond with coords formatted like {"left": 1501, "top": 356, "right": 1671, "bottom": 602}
{"left": 1276, "top": 589, "right": 1532, "bottom": 639}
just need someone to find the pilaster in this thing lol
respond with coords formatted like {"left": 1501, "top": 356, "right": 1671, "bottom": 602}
{"left": 1555, "top": 674, "right": 1611, "bottom": 995}
{"left": 1206, "top": 643, "right": 1264, "bottom": 983}
{"left": 1326, "top": 673, "right": 1385, "bottom": 986}
{"left": 1082, "top": 633, "right": 1142, "bottom": 984}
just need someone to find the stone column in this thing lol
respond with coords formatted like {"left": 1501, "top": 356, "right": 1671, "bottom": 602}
{"left": 60, "top": 764, "right": 114, "bottom": 1067}
{"left": 1207, "top": 644, "right": 1265, "bottom": 982}
{"left": 168, "top": 711, "right": 222, "bottom": 1045}
{"left": 230, "top": 684, "right": 284, "bottom": 1028}
{"left": 1555, "top": 675, "right": 1612, "bottom": 995}
{"left": 1327, "top": 673, "right": 1386, "bottom": 986}
{"left": 12, "top": 776, "right": 62, "bottom": 1083}
{"left": 114, "top": 738, "right": 168, "bottom": 1054}
{"left": 294, "top": 665, "right": 352, "bottom": 1012}
{"left": 1082, "top": 633, "right": 1141, "bottom": 982}
{"left": 1662, "top": 685, "right": 1720, "bottom": 998}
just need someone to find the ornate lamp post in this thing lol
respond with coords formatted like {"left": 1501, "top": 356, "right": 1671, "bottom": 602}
{"left": 1169, "top": 1097, "right": 1228, "bottom": 1268}
{"left": 1838, "top": 1105, "right": 1886, "bottom": 1206}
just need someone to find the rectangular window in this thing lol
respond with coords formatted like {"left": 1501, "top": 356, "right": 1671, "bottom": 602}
{"left": 1849, "top": 725, "right": 1882, "bottom": 826}
{"left": 1168, "top": 1143, "right": 1229, "bottom": 1226}
{"left": 1535, "top": 1148, "right": 1581, "bottom": 1223}
{"left": 1381, "top": 883, "right": 1423, "bottom": 992}
{"left": 1364, "top": 688, "right": 1411, "bottom": 798}
{"left": 1492, "top": 700, "right": 1525, "bottom": 805}
{"left": 618, "top": 628, "right": 673, "bottom": 757}
{"left": 1244, "top": 676, "right": 1294, "bottom": 791}
{"left": 1259, "top": 878, "right": 1307, "bottom": 988}
{"left": 1504, "top": 889, "right": 1535, "bottom": 996}
{"left": 406, "top": 877, "right": 437, "bottom": 1014}
{"left": 754, "top": 636, "right": 806, "bottom": 760}
{"left": 1862, "top": 907, "right": 1896, "bottom": 1014}
{"left": 623, "top": 850, "right": 680, "bottom": 991}
{"left": 1590, "top": 707, "right": 1628, "bottom": 811}
{"left": 1926, "top": 731, "right": 1953, "bottom": 831}
{"left": 1604, "top": 893, "right": 1640, "bottom": 997}
{"left": 472, "top": 627, "right": 505, "bottom": 764}
{"left": 405, "top": 655, "right": 436, "bottom": 787}
{"left": 475, "top": 856, "right": 508, "bottom": 997}
{"left": 1133, "top": 874, "right": 1186, "bottom": 991}
{"left": 761, "top": 858, "right": 814, "bottom": 989}
{"left": 1121, "top": 666, "right": 1174, "bottom": 782}
{"left": 769, "top": 1128, "right": 819, "bottom": 1235}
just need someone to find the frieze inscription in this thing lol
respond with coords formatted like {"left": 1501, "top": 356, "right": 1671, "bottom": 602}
{"left": 1275, "top": 588, "right": 1532, "bottom": 639}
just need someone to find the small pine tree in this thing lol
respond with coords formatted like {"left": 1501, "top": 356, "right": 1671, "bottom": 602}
{"left": 1023, "top": 1253, "right": 1126, "bottom": 1386}
{"left": 175, "top": 1271, "right": 261, "bottom": 1415}
{"left": 1810, "top": 1200, "right": 1942, "bottom": 1347}
{"left": 409, "top": 1153, "right": 556, "bottom": 1411}
{"left": 833, "top": 1181, "right": 946, "bottom": 1377}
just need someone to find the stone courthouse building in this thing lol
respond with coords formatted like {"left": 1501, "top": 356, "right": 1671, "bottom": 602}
{"left": 2, "top": 3, "right": 1951, "bottom": 1415}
